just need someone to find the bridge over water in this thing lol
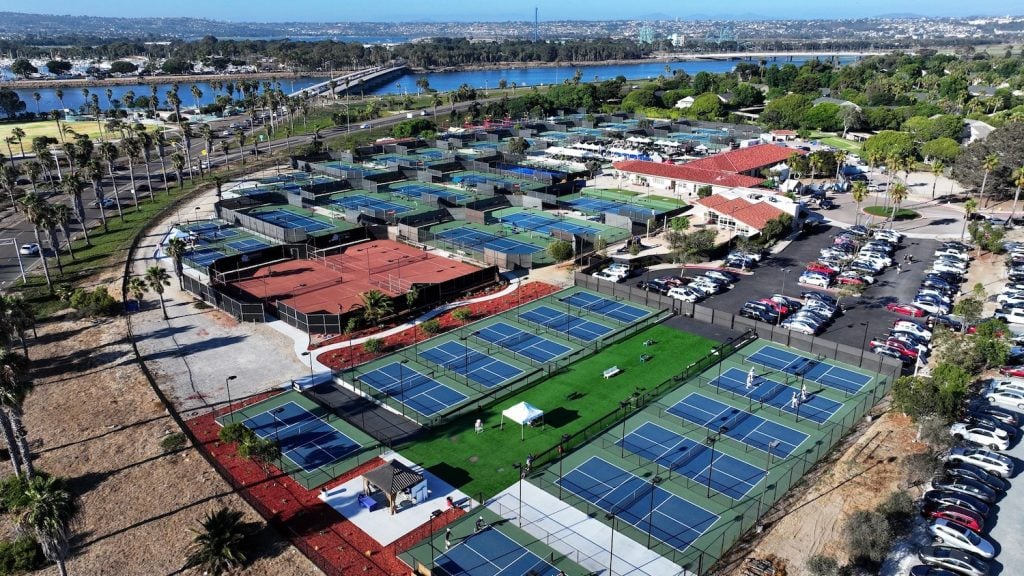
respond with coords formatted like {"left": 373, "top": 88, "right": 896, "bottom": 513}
{"left": 289, "top": 65, "right": 409, "bottom": 99}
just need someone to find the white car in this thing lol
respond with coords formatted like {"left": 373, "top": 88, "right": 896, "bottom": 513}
{"left": 993, "top": 379, "right": 1024, "bottom": 395}
{"left": 874, "top": 230, "right": 902, "bottom": 243}
{"left": 996, "top": 307, "right": 1024, "bottom": 324}
{"left": 944, "top": 446, "right": 1014, "bottom": 478}
{"left": 894, "top": 321, "right": 931, "bottom": 340}
{"left": 799, "top": 272, "right": 830, "bottom": 288}
{"left": 18, "top": 243, "right": 39, "bottom": 256}
{"left": 913, "top": 299, "right": 951, "bottom": 315}
{"left": 927, "top": 519, "right": 995, "bottom": 559}
{"left": 668, "top": 286, "right": 703, "bottom": 302}
{"left": 986, "top": 387, "right": 1024, "bottom": 409}
{"left": 781, "top": 318, "right": 819, "bottom": 335}
{"left": 691, "top": 280, "right": 722, "bottom": 295}
{"left": 592, "top": 270, "right": 625, "bottom": 282}
{"left": 998, "top": 291, "right": 1024, "bottom": 306}
{"left": 851, "top": 259, "right": 885, "bottom": 273}
{"left": 918, "top": 290, "right": 952, "bottom": 305}
{"left": 950, "top": 422, "right": 1010, "bottom": 451}
{"left": 932, "top": 261, "right": 968, "bottom": 274}
{"left": 858, "top": 252, "right": 893, "bottom": 266}
{"left": 936, "top": 249, "right": 970, "bottom": 261}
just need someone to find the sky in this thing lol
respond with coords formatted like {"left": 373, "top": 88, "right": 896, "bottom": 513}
{"left": 3, "top": 0, "right": 1022, "bottom": 22}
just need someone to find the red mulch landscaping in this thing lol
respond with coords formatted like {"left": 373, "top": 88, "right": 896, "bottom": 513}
{"left": 315, "top": 281, "right": 560, "bottom": 371}
{"left": 186, "top": 398, "right": 465, "bottom": 575}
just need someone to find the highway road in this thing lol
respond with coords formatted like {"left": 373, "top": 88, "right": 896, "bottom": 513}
{"left": 0, "top": 98, "right": 483, "bottom": 288}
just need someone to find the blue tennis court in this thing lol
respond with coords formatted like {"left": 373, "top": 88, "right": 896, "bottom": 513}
{"left": 434, "top": 527, "right": 560, "bottom": 576}
{"left": 519, "top": 306, "right": 612, "bottom": 342}
{"left": 747, "top": 344, "right": 871, "bottom": 394}
{"left": 668, "top": 393, "right": 807, "bottom": 459}
{"left": 226, "top": 238, "right": 271, "bottom": 252}
{"left": 619, "top": 421, "right": 765, "bottom": 500}
{"left": 392, "top": 183, "right": 467, "bottom": 203}
{"left": 419, "top": 340, "right": 523, "bottom": 388}
{"left": 711, "top": 367, "right": 841, "bottom": 425}
{"left": 240, "top": 402, "right": 361, "bottom": 473}
{"left": 187, "top": 247, "right": 228, "bottom": 267}
{"left": 472, "top": 322, "right": 570, "bottom": 363}
{"left": 356, "top": 362, "right": 467, "bottom": 417}
{"left": 558, "top": 291, "right": 649, "bottom": 323}
{"left": 560, "top": 456, "right": 719, "bottom": 551}
{"left": 327, "top": 194, "right": 413, "bottom": 215}
{"left": 568, "top": 197, "right": 625, "bottom": 214}
{"left": 435, "top": 228, "right": 542, "bottom": 255}
{"left": 254, "top": 209, "right": 333, "bottom": 233}
{"left": 499, "top": 212, "right": 600, "bottom": 237}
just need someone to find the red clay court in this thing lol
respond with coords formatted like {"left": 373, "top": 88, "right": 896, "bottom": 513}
{"left": 230, "top": 240, "right": 485, "bottom": 315}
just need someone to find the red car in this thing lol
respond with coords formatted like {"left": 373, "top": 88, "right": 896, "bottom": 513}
{"left": 806, "top": 262, "right": 838, "bottom": 276}
{"left": 886, "top": 302, "right": 927, "bottom": 317}
{"left": 836, "top": 275, "right": 867, "bottom": 286}
{"left": 869, "top": 339, "right": 919, "bottom": 359}
{"left": 758, "top": 298, "right": 789, "bottom": 315}
{"left": 998, "top": 365, "right": 1024, "bottom": 377}
{"left": 921, "top": 504, "right": 985, "bottom": 532}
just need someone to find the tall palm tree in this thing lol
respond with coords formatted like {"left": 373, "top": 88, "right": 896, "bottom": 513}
{"left": 199, "top": 124, "right": 214, "bottom": 172}
{"left": 145, "top": 265, "right": 172, "bottom": 320}
{"left": 220, "top": 141, "right": 232, "bottom": 168}
{"left": 888, "top": 182, "right": 909, "bottom": 228}
{"left": 38, "top": 206, "right": 63, "bottom": 275}
{"left": 24, "top": 161, "right": 42, "bottom": 196}
{"left": 930, "top": 161, "right": 945, "bottom": 200}
{"left": 171, "top": 153, "right": 186, "bottom": 190}
{"left": 137, "top": 130, "right": 155, "bottom": 199}
{"left": 60, "top": 173, "right": 89, "bottom": 248}
{"left": 154, "top": 131, "right": 170, "bottom": 193}
{"left": 962, "top": 198, "right": 978, "bottom": 240}
{"left": 834, "top": 150, "right": 848, "bottom": 181}
{"left": 11, "top": 127, "right": 26, "bottom": 160}
{"left": 84, "top": 158, "right": 110, "bottom": 232}
{"left": 17, "top": 475, "right": 81, "bottom": 576}
{"left": 0, "top": 164, "right": 18, "bottom": 211}
{"left": 359, "top": 290, "right": 394, "bottom": 325}
{"left": 3, "top": 295, "right": 35, "bottom": 357}
{"left": 0, "top": 350, "right": 33, "bottom": 480}
{"left": 235, "top": 132, "right": 247, "bottom": 166}
{"left": 3, "top": 136, "right": 16, "bottom": 167}
{"left": 979, "top": 153, "right": 999, "bottom": 206}
{"left": 127, "top": 277, "right": 147, "bottom": 309}
{"left": 851, "top": 181, "right": 868, "bottom": 226}
{"left": 17, "top": 194, "right": 52, "bottom": 291}
{"left": 99, "top": 142, "right": 125, "bottom": 221}
{"left": 1009, "top": 166, "right": 1024, "bottom": 221}
{"left": 54, "top": 89, "right": 64, "bottom": 111}
{"left": 49, "top": 204, "right": 76, "bottom": 261}
{"left": 121, "top": 136, "right": 141, "bottom": 209}
{"left": 182, "top": 507, "right": 247, "bottom": 576}
{"left": 165, "top": 237, "right": 187, "bottom": 288}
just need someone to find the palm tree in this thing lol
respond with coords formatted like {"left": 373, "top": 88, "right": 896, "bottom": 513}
{"left": 182, "top": 507, "right": 247, "bottom": 576}
{"left": 834, "top": 150, "right": 848, "bottom": 181}
{"left": 121, "top": 136, "right": 141, "bottom": 209}
{"left": 31, "top": 92, "right": 40, "bottom": 114}
{"left": 933, "top": 158, "right": 946, "bottom": 199}
{"left": 60, "top": 172, "right": 89, "bottom": 248}
{"left": 4, "top": 136, "right": 16, "bottom": 167}
{"left": 963, "top": 198, "right": 978, "bottom": 240}
{"left": 888, "top": 182, "right": 909, "bottom": 227}
{"left": 154, "top": 131, "right": 170, "bottom": 193}
{"left": 38, "top": 206, "right": 63, "bottom": 275}
{"left": 235, "top": 132, "right": 247, "bottom": 166}
{"left": 17, "top": 194, "right": 52, "bottom": 291}
{"left": 25, "top": 161, "right": 42, "bottom": 195}
{"left": 127, "top": 277, "right": 147, "bottom": 309}
{"left": 0, "top": 350, "right": 33, "bottom": 479}
{"left": 190, "top": 85, "right": 203, "bottom": 111}
{"left": 359, "top": 290, "right": 394, "bottom": 325}
{"left": 145, "top": 265, "right": 172, "bottom": 320}
{"left": 979, "top": 153, "right": 999, "bottom": 206}
{"left": 165, "top": 237, "right": 187, "bottom": 288}
{"left": 11, "top": 127, "right": 26, "bottom": 160}
{"left": 3, "top": 295, "right": 35, "bottom": 357}
{"left": 851, "top": 181, "right": 868, "bottom": 226}
{"left": 171, "top": 153, "right": 186, "bottom": 190}
{"left": 0, "top": 164, "right": 18, "bottom": 211}
{"left": 137, "top": 131, "right": 155, "bottom": 199}
{"left": 1009, "top": 166, "right": 1024, "bottom": 221}
{"left": 84, "top": 158, "right": 110, "bottom": 232}
{"left": 99, "top": 142, "right": 125, "bottom": 221}
{"left": 49, "top": 204, "right": 76, "bottom": 261}
{"left": 220, "top": 141, "right": 232, "bottom": 167}
{"left": 199, "top": 124, "right": 214, "bottom": 169}
{"left": 54, "top": 89, "right": 64, "bottom": 111}
{"left": 17, "top": 475, "right": 81, "bottom": 576}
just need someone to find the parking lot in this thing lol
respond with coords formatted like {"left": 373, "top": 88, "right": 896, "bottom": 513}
{"left": 635, "top": 225, "right": 944, "bottom": 353}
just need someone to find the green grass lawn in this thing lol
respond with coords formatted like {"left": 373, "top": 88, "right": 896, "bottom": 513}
{"left": 864, "top": 205, "right": 919, "bottom": 220}
{"left": 397, "top": 324, "right": 717, "bottom": 499}
{"left": 809, "top": 133, "right": 862, "bottom": 153}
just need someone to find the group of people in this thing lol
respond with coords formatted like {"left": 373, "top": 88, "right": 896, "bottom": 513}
{"left": 746, "top": 368, "right": 810, "bottom": 408}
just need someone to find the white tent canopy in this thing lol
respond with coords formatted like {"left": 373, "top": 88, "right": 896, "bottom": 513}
{"left": 501, "top": 401, "right": 544, "bottom": 440}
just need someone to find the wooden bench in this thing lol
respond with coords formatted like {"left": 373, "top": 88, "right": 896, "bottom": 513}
{"left": 603, "top": 366, "right": 622, "bottom": 379}
{"left": 357, "top": 494, "right": 376, "bottom": 511}
{"left": 640, "top": 354, "right": 652, "bottom": 363}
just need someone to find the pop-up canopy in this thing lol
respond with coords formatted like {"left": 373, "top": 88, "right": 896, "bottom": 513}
{"left": 501, "top": 401, "right": 544, "bottom": 440}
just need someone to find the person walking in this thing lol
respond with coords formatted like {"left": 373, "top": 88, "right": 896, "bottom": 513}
{"left": 746, "top": 368, "right": 756, "bottom": 390}
{"left": 445, "top": 527, "right": 452, "bottom": 550}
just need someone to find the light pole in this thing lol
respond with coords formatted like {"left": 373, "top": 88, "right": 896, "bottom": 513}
{"left": 193, "top": 206, "right": 201, "bottom": 223}
{"left": 646, "top": 474, "right": 663, "bottom": 548}
{"left": 704, "top": 427, "right": 727, "bottom": 498}
{"left": 558, "top": 434, "right": 570, "bottom": 499}
{"left": 300, "top": 351, "right": 315, "bottom": 386}
{"left": 780, "top": 269, "right": 790, "bottom": 297}
{"left": 398, "top": 359, "right": 409, "bottom": 416}
{"left": 606, "top": 512, "right": 616, "bottom": 574}
{"left": 757, "top": 471, "right": 771, "bottom": 519}
{"left": 224, "top": 375, "right": 237, "bottom": 422}
{"left": 428, "top": 509, "right": 443, "bottom": 569}
{"left": 767, "top": 439, "right": 780, "bottom": 467}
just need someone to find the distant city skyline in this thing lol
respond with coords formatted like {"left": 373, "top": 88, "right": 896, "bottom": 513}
{"left": 3, "top": 0, "right": 1021, "bottom": 22}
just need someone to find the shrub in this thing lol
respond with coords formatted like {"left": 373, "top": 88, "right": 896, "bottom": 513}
{"left": 901, "top": 452, "right": 943, "bottom": 488}
{"left": 218, "top": 422, "right": 251, "bottom": 445}
{"left": 842, "top": 509, "right": 893, "bottom": 565}
{"left": 68, "top": 286, "right": 119, "bottom": 317}
{"left": 160, "top": 432, "right": 187, "bottom": 453}
{"left": 806, "top": 554, "right": 839, "bottom": 576}
{"left": 696, "top": 185, "right": 712, "bottom": 198}
{"left": 0, "top": 536, "right": 46, "bottom": 573}
{"left": 420, "top": 319, "right": 442, "bottom": 335}
{"left": 0, "top": 475, "right": 33, "bottom": 513}
{"left": 363, "top": 338, "right": 382, "bottom": 353}
{"left": 877, "top": 491, "right": 915, "bottom": 535}
{"left": 547, "top": 239, "right": 574, "bottom": 262}
{"left": 451, "top": 308, "right": 472, "bottom": 323}
{"left": 193, "top": 300, "right": 211, "bottom": 310}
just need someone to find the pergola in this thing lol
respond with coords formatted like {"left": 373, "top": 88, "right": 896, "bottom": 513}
{"left": 361, "top": 460, "right": 426, "bottom": 515}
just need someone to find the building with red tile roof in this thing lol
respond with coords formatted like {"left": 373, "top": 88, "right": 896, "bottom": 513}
{"left": 694, "top": 193, "right": 794, "bottom": 237}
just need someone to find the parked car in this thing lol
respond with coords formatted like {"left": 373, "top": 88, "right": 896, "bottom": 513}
{"left": 921, "top": 489, "right": 991, "bottom": 518}
{"left": 944, "top": 462, "right": 1010, "bottom": 492}
{"left": 927, "top": 519, "right": 994, "bottom": 559}
{"left": 985, "top": 387, "right": 1024, "bottom": 409}
{"left": 969, "top": 406, "right": 1020, "bottom": 428}
{"left": 944, "top": 446, "right": 1014, "bottom": 478}
{"left": 930, "top": 476, "right": 997, "bottom": 503}
{"left": 894, "top": 320, "right": 932, "bottom": 340}
{"left": 739, "top": 304, "right": 777, "bottom": 323}
{"left": 636, "top": 280, "right": 669, "bottom": 295}
{"left": 667, "top": 286, "right": 703, "bottom": 302}
{"left": 917, "top": 546, "right": 989, "bottom": 576}
{"left": 18, "top": 243, "right": 39, "bottom": 256}
{"left": 799, "top": 272, "right": 831, "bottom": 288}
{"left": 887, "top": 302, "right": 927, "bottom": 317}
{"left": 998, "top": 365, "right": 1024, "bottom": 377}
{"left": 928, "top": 315, "right": 964, "bottom": 332}
{"left": 950, "top": 422, "right": 1010, "bottom": 451}
{"left": 705, "top": 270, "right": 737, "bottom": 284}
{"left": 921, "top": 504, "right": 985, "bottom": 533}
{"left": 781, "top": 318, "right": 820, "bottom": 335}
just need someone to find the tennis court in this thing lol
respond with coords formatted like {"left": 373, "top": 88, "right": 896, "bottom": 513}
{"left": 710, "top": 367, "right": 841, "bottom": 424}
{"left": 747, "top": 344, "right": 872, "bottom": 394}
{"left": 558, "top": 291, "right": 649, "bottom": 323}
{"left": 241, "top": 401, "right": 361, "bottom": 473}
{"left": 187, "top": 247, "right": 228, "bottom": 267}
{"left": 419, "top": 341, "right": 524, "bottom": 389}
{"left": 435, "top": 228, "right": 542, "bottom": 255}
{"left": 356, "top": 362, "right": 468, "bottom": 417}
{"left": 619, "top": 421, "right": 766, "bottom": 500}
{"left": 226, "top": 238, "right": 272, "bottom": 252}
{"left": 434, "top": 528, "right": 561, "bottom": 576}
{"left": 254, "top": 208, "right": 333, "bottom": 233}
{"left": 499, "top": 212, "right": 600, "bottom": 237}
{"left": 559, "top": 456, "right": 719, "bottom": 552}
{"left": 472, "top": 322, "right": 571, "bottom": 363}
{"left": 668, "top": 392, "right": 807, "bottom": 459}
{"left": 327, "top": 194, "right": 413, "bottom": 215}
{"left": 391, "top": 183, "right": 467, "bottom": 203}
{"left": 519, "top": 306, "right": 612, "bottom": 342}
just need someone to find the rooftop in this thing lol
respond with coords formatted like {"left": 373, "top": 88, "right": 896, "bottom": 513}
{"left": 697, "top": 193, "right": 786, "bottom": 231}
{"left": 612, "top": 160, "right": 766, "bottom": 188}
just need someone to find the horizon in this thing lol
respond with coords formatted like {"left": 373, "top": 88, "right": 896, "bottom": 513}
{"left": 2, "top": 1, "right": 1021, "bottom": 23}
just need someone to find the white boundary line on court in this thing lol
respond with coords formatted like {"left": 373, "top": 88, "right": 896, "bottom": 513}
{"left": 440, "top": 529, "right": 550, "bottom": 576}
{"left": 718, "top": 366, "right": 841, "bottom": 424}
{"left": 247, "top": 401, "right": 360, "bottom": 474}
{"left": 672, "top": 392, "right": 806, "bottom": 459}
{"left": 750, "top": 343, "right": 872, "bottom": 393}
